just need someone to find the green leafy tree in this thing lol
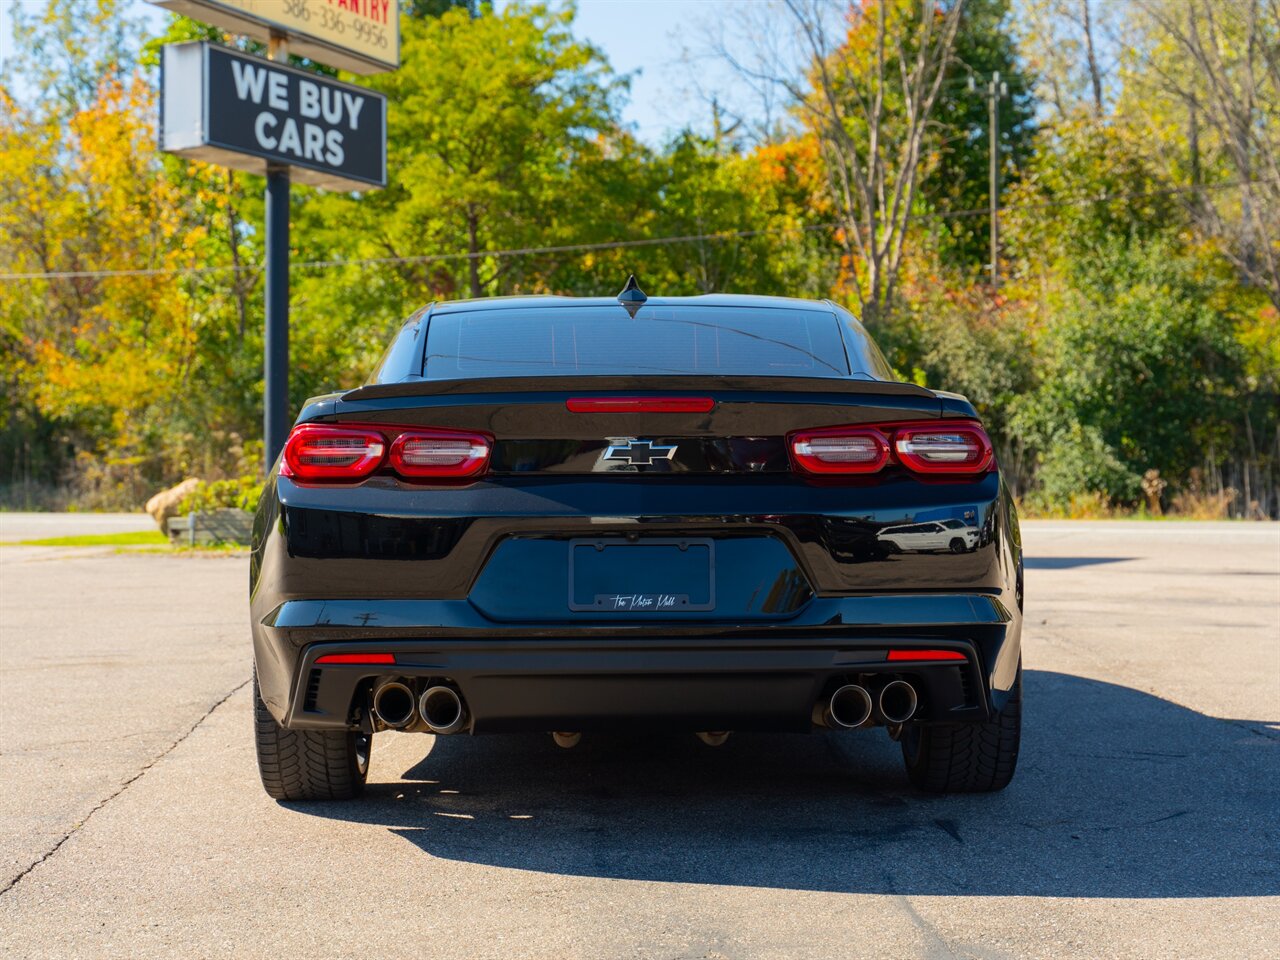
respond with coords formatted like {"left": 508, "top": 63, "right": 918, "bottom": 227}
{"left": 305, "top": 3, "right": 623, "bottom": 303}
{"left": 405, "top": 0, "right": 480, "bottom": 17}
{"left": 1013, "top": 236, "right": 1251, "bottom": 505}
{"left": 1002, "top": 115, "right": 1181, "bottom": 281}
{"left": 1, "top": 0, "right": 140, "bottom": 116}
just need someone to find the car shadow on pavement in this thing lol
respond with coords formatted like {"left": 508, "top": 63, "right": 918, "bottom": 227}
{"left": 292, "top": 670, "right": 1280, "bottom": 898}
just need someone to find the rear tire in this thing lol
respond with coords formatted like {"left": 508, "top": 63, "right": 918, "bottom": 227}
{"left": 901, "top": 662, "right": 1021, "bottom": 793}
{"left": 254, "top": 669, "right": 369, "bottom": 801}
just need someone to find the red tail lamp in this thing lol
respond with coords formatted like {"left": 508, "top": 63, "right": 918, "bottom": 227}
{"left": 281, "top": 423, "right": 492, "bottom": 483}
{"left": 789, "top": 420, "right": 994, "bottom": 477}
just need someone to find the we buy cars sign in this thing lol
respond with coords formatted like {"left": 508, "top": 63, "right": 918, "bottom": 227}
{"left": 160, "top": 42, "right": 386, "bottom": 191}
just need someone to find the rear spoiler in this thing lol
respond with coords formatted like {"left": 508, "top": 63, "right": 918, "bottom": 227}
{"left": 342, "top": 374, "right": 937, "bottom": 403}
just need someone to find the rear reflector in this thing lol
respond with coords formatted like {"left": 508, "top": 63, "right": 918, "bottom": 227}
{"left": 315, "top": 653, "right": 397, "bottom": 665}
{"left": 390, "top": 429, "right": 492, "bottom": 478}
{"left": 789, "top": 427, "right": 890, "bottom": 474}
{"left": 887, "top": 649, "right": 967, "bottom": 662}
{"left": 281, "top": 424, "right": 386, "bottom": 481}
{"left": 567, "top": 397, "right": 715, "bottom": 413}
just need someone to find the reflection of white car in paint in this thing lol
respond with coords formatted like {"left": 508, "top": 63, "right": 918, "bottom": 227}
{"left": 877, "top": 519, "right": 980, "bottom": 554}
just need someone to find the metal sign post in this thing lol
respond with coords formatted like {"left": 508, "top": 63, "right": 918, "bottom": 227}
{"left": 264, "top": 33, "right": 289, "bottom": 472}
{"left": 264, "top": 163, "right": 289, "bottom": 470}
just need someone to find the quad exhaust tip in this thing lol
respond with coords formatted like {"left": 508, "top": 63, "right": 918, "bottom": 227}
{"left": 420, "top": 685, "right": 468, "bottom": 735}
{"left": 879, "top": 680, "right": 919, "bottom": 725}
{"left": 826, "top": 684, "right": 874, "bottom": 729}
{"left": 372, "top": 681, "right": 416, "bottom": 729}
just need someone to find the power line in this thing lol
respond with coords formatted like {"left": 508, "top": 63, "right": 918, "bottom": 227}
{"left": 0, "top": 175, "right": 1272, "bottom": 283}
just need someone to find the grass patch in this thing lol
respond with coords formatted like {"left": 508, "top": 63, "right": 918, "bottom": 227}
{"left": 10, "top": 529, "right": 168, "bottom": 547}
{"left": 115, "top": 543, "right": 248, "bottom": 555}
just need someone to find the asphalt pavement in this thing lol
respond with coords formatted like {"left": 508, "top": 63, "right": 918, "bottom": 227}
{"left": 0, "top": 516, "right": 1277, "bottom": 959}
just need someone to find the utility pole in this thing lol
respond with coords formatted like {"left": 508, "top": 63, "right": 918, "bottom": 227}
{"left": 986, "top": 71, "right": 1008, "bottom": 290}
{"left": 264, "top": 32, "right": 290, "bottom": 473}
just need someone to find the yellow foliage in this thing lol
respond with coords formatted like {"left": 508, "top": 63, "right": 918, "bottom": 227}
{"left": 0, "top": 74, "right": 204, "bottom": 455}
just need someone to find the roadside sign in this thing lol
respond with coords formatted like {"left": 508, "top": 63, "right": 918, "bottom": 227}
{"left": 154, "top": 0, "right": 399, "bottom": 472}
{"left": 151, "top": 0, "right": 399, "bottom": 74}
{"left": 161, "top": 41, "right": 387, "bottom": 191}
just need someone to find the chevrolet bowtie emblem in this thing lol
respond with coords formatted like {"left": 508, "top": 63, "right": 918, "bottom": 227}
{"left": 602, "top": 438, "right": 678, "bottom": 466}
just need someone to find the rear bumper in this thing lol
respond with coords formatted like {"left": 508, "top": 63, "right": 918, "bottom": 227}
{"left": 249, "top": 467, "right": 1024, "bottom": 733}
{"left": 259, "top": 594, "right": 1018, "bottom": 733}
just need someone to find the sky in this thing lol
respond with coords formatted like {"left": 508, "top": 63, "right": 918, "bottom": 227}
{"left": 563, "top": 0, "right": 751, "bottom": 144}
{"left": 0, "top": 0, "right": 761, "bottom": 145}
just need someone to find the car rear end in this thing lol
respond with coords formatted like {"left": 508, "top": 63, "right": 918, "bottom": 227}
{"left": 249, "top": 295, "right": 1023, "bottom": 799}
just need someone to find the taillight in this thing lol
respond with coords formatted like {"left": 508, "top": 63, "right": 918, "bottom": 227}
{"left": 281, "top": 424, "right": 386, "bottom": 481}
{"left": 567, "top": 397, "right": 715, "bottom": 413}
{"left": 789, "top": 427, "right": 890, "bottom": 474}
{"left": 280, "top": 423, "right": 491, "bottom": 483}
{"left": 893, "top": 423, "right": 993, "bottom": 474}
{"left": 788, "top": 419, "right": 994, "bottom": 477}
{"left": 315, "top": 652, "right": 397, "bottom": 665}
{"left": 389, "top": 429, "right": 491, "bottom": 478}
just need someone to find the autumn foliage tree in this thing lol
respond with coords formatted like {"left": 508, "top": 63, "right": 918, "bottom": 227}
{"left": 0, "top": 0, "right": 1275, "bottom": 516}
{"left": 0, "top": 74, "right": 213, "bottom": 504}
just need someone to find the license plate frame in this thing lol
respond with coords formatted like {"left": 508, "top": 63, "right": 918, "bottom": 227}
{"left": 568, "top": 538, "right": 716, "bottom": 612}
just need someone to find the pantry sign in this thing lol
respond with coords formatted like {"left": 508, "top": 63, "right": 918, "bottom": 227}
{"left": 152, "top": 0, "right": 399, "bottom": 74}
{"left": 160, "top": 41, "right": 386, "bottom": 190}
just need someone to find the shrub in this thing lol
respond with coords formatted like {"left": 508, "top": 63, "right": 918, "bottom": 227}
{"left": 1031, "top": 422, "right": 1142, "bottom": 508}
{"left": 178, "top": 475, "right": 264, "bottom": 514}
{"left": 1012, "top": 236, "right": 1250, "bottom": 509}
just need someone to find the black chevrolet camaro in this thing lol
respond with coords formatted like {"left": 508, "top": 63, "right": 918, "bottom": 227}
{"left": 250, "top": 281, "right": 1023, "bottom": 800}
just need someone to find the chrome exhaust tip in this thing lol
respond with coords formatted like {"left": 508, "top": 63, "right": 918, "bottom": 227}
{"left": 372, "top": 681, "right": 416, "bottom": 729}
{"left": 419, "top": 685, "right": 467, "bottom": 735}
{"left": 879, "top": 680, "right": 919, "bottom": 724}
{"left": 825, "top": 684, "right": 873, "bottom": 729}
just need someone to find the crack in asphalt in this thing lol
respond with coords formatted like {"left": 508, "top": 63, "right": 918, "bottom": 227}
{"left": 0, "top": 675, "right": 250, "bottom": 898}
{"left": 891, "top": 887, "right": 962, "bottom": 960}
{"left": 1230, "top": 718, "right": 1280, "bottom": 741}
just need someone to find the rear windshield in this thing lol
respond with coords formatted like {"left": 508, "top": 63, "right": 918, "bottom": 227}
{"left": 423, "top": 305, "right": 851, "bottom": 379}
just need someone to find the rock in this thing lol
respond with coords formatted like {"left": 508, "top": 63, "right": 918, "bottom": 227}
{"left": 145, "top": 478, "right": 201, "bottom": 530}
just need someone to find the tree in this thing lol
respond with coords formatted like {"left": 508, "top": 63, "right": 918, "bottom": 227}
{"left": 0, "top": 74, "right": 209, "bottom": 503}
{"left": 1013, "top": 0, "right": 1120, "bottom": 120}
{"left": 1001, "top": 115, "right": 1181, "bottom": 280}
{"left": 1128, "top": 0, "right": 1280, "bottom": 311}
{"left": 313, "top": 3, "right": 622, "bottom": 301}
{"left": 718, "top": 0, "right": 967, "bottom": 321}
{"left": 640, "top": 133, "right": 834, "bottom": 297}
{"left": 405, "top": 0, "right": 480, "bottom": 18}
{"left": 1011, "top": 237, "right": 1254, "bottom": 507}
{"left": 1, "top": 0, "right": 140, "bottom": 117}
